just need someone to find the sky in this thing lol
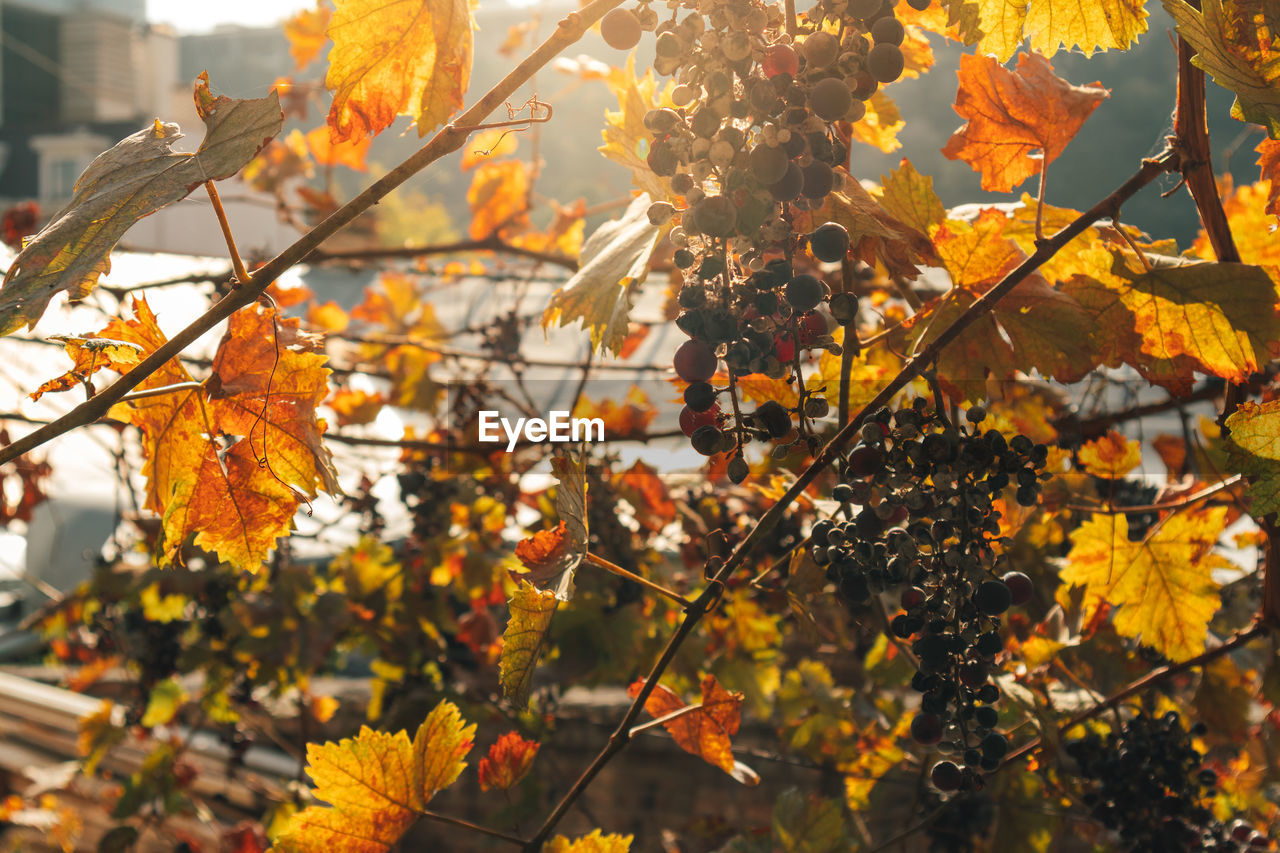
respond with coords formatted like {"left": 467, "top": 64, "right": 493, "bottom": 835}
{"left": 147, "top": 0, "right": 315, "bottom": 32}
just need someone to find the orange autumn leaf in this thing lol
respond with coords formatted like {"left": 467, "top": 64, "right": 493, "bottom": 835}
{"left": 243, "top": 129, "right": 313, "bottom": 194}
{"left": 627, "top": 675, "right": 753, "bottom": 780}
{"left": 1257, "top": 138, "right": 1280, "bottom": 218}
{"left": 461, "top": 128, "right": 519, "bottom": 170}
{"left": 284, "top": 3, "right": 331, "bottom": 70}
{"left": 477, "top": 731, "right": 539, "bottom": 791}
{"left": 942, "top": 52, "right": 1108, "bottom": 193}
{"left": 304, "top": 125, "right": 370, "bottom": 172}
{"left": 1078, "top": 430, "right": 1142, "bottom": 479}
{"left": 849, "top": 90, "right": 904, "bottom": 153}
{"left": 514, "top": 521, "right": 574, "bottom": 575}
{"left": 324, "top": 0, "right": 474, "bottom": 144}
{"left": 328, "top": 388, "right": 385, "bottom": 426}
{"left": 467, "top": 160, "right": 530, "bottom": 240}
{"left": 275, "top": 701, "right": 474, "bottom": 852}
{"left": 264, "top": 279, "right": 315, "bottom": 308}
{"left": 615, "top": 460, "right": 677, "bottom": 530}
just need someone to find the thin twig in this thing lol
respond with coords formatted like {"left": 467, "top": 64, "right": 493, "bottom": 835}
{"left": 205, "top": 181, "right": 250, "bottom": 284}
{"left": 584, "top": 552, "right": 690, "bottom": 607}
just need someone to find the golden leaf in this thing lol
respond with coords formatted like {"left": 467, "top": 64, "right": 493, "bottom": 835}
{"left": 1061, "top": 508, "right": 1229, "bottom": 661}
{"left": 1078, "top": 431, "right": 1142, "bottom": 479}
{"left": 275, "top": 701, "right": 475, "bottom": 852}
{"left": 499, "top": 581, "right": 558, "bottom": 710}
{"left": 849, "top": 90, "right": 904, "bottom": 153}
{"left": 324, "top": 0, "right": 474, "bottom": 143}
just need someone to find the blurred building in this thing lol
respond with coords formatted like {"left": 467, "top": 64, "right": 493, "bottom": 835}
{"left": 0, "top": 0, "right": 295, "bottom": 256}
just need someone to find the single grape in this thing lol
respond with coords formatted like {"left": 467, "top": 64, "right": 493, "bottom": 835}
{"left": 679, "top": 404, "right": 720, "bottom": 437}
{"left": 762, "top": 43, "right": 800, "bottom": 78}
{"left": 849, "top": 0, "right": 884, "bottom": 17}
{"left": 1001, "top": 571, "right": 1034, "bottom": 607}
{"left": 871, "top": 16, "right": 905, "bottom": 46}
{"left": 786, "top": 274, "right": 825, "bottom": 312}
{"left": 801, "top": 160, "right": 835, "bottom": 199}
{"left": 674, "top": 339, "right": 718, "bottom": 383}
{"left": 756, "top": 400, "right": 792, "bottom": 438}
{"left": 727, "top": 455, "right": 749, "bottom": 484}
{"left": 975, "top": 580, "right": 1012, "bottom": 616}
{"left": 600, "top": 7, "right": 642, "bottom": 50}
{"left": 801, "top": 31, "right": 840, "bottom": 69}
{"left": 690, "top": 195, "right": 738, "bottom": 238}
{"left": 980, "top": 732, "right": 1008, "bottom": 760}
{"left": 748, "top": 143, "right": 790, "bottom": 185}
{"left": 867, "top": 43, "right": 905, "bottom": 83}
{"left": 911, "top": 712, "right": 944, "bottom": 745}
{"left": 690, "top": 425, "right": 723, "bottom": 456}
{"left": 808, "top": 222, "right": 850, "bottom": 263}
{"left": 684, "top": 382, "right": 717, "bottom": 413}
{"left": 931, "top": 760, "right": 964, "bottom": 792}
{"left": 974, "top": 706, "right": 999, "bottom": 729}
{"left": 830, "top": 292, "right": 858, "bottom": 324}
{"left": 808, "top": 77, "right": 853, "bottom": 122}
{"left": 907, "top": 0, "right": 931, "bottom": 10}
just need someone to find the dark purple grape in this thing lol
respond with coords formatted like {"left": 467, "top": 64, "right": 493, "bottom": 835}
{"left": 749, "top": 143, "right": 789, "bottom": 185}
{"left": 871, "top": 16, "right": 905, "bottom": 45}
{"left": 785, "top": 274, "right": 825, "bottom": 312}
{"left": 867, "top": 43, "right": 905, "bottom": 83}
{"left": 808, "top": 77, "right": 853, "bottom": 121}
{"left": 975, "top": 580, "right": 1012, "bottom": 615}
{"left": 808, "top": 222, "right": 850, "bottom": 263}
{"left": 931, "top": 760, "right": 964, "bottom": 792}
{"left": 691, "top": 425, "right": 723, "bottom": 456}
{"left": 911, "top": 712, "right": 944, "bottom": 745}
{"left": 801, "top": 161, "right": 834, "bottom": 199}
{"left": 1002, "top": 571, "right": 1034, "bottom": 607}
{"left": 769, "top": 162, "right": 804, "bottom": 201}
{"left": 674, "top": 340, "right": 718, "bottom": 383}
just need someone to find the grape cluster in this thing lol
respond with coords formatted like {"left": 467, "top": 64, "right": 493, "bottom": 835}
{"left": 810, "top": 400, "right": 1046, "bottom": 791}
{"left": 1065, "top": 710, "right": 1271, "bottom": 851}
{"left": 601, "top": 0, "right": 927, "bottom": 468}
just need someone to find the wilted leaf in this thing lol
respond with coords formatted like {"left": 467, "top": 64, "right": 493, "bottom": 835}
{"left": 543, "top": 193, "right": 659, "bottom": 354}
{"left": 275, "top": 701, "right": 474, "bottom": 853}
{"left": 543, "top": 831, "right": 633, "bottom": 852}
{"left": 1061, "top": 508, "right": 1229, "bottom": 661}
{"left": 499, "top": 581, "right": 558, "bottom": 710}
{"left": 30, "top": 336, "right": 142, "bottom": 401}
{"left": 324, "top": 0, "right": 474, "bottom": 143}
{"left": 285, "top": 3, "right": 331, "bottom": 70}
{"left": 477, "top": 731, "right": 539, "bottom": 791}
{"left": 1165, "top": 0, "right": 1280, "bottom": 137}
{"left": 0, "top": 77, "right": 282, "bottom": 335}
{"left": 627, "top": 674, "right": 751, "bottom": 780}
{"left": 772, "top": 788, "right": 849, "bottom": 853}
{"left": 1225, "top": 400, "right": 1280, "bottom": 517}
{"left": 943, "top": 0, "right": 1148, "bottom": 62}
{"left": 1078, "top": 431, "right": 1142, "bottom": 479}
{"left": 942, "top": 52, "right": 1107, "bottom": 193}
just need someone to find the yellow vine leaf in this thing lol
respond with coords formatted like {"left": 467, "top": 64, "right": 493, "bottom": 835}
{"left": 875, "top": 159, "right": 945, "bottom": 238}
{"left": 499, "top": 580, "right": 558, "bottom": 710}
{"left": 1078, "top": 431, "right": 1142, "bottom": 479}
{"left": 1165, "top": 0, "right": 1280, "bottom": 138}
{"left": 467, "top": 159, "right": 531, "bottom": 240}
{"left": 30, "top": 336, "right": 142, "bottom": 401}
{"left": 598, "top": 55, "right": 677, "bottom": 202}
{"left": 943, "top": 0, "right": 1148, "bottom": 62}
{"left": 274, "top": 701, "right": 475, "bottom": 853}
{"left": 1061, "top": 508, "right": 1230, "bottom": 661}
{"left": 1225, "top": 400, "right": 1280, "bottom": 517}
{"left": 542, "top": 830, "right": 633, "bottom": 852}
{"left": 849, "top": 90, "right": 904, "bottom": 153}
{"left": 324, "top": 0, "right": 475, "bottom": 144}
